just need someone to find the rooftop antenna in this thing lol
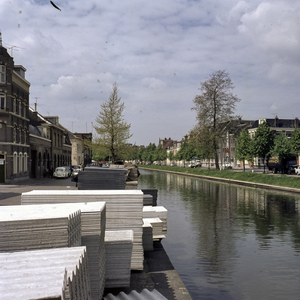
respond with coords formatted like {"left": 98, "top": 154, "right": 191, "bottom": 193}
{"left": 5, "top": 43, "right": 25, "bottom": 57}
{"left": 34, "top": 97, "right": 40, "bottom": 112}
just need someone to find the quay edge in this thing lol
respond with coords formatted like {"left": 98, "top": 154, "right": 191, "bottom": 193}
{"left": 139, "top": 167, "right": 300, "bottom": 195}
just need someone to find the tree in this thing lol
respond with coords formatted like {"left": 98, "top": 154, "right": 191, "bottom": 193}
{"left": 235, "top": 128, "right": 254, "bottom": 171}
{"left": 142, "top": 143, "right": 156, "bottom": 163}
{"left": 290, "top": 127, "right": 300, "bottom": 153}
{"left": 93, "top": 83, "right": 132, "bottom": 164}
{"left": 175, "top": 137, "right": 196, "bottom": 165}
{"left": 271, "top": 132, "right": 292, "bottom": 159}
{"left": 189, "top": 126, "right": 214, "bottom": 161}
{"left": 252, "top": 122, "right": 274, "bottom": 172}
{"left": 154, "top": 144, "right": 167, "bottom": 162}
{"left": 192, "top": 70, "right": 241, "bottom": 170}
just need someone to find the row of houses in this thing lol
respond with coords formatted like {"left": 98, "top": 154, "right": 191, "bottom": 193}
{"left": 0, "top": 38, "right": 92, "bottom": 183}
{"left": 159, "top": 117, "right": 300, "bottom": 168}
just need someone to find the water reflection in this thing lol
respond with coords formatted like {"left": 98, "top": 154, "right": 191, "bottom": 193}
{"left": 138, "top": 169, "right": 300, "bottom": 300}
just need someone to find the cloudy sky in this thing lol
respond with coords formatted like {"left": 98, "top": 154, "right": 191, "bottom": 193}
{"left": 1, "top": 0, "right": 299, "bottom": 145}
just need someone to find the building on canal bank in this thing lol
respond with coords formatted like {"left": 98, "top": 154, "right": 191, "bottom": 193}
{"left": 0, "top": 38, "right": 30, "bottom": 183}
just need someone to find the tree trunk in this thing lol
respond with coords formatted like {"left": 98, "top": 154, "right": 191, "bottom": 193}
{"left": 243, "top": 159, "right": 245, "bottom": 172}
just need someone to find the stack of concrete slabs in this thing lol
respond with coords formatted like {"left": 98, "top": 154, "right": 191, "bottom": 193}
{"left": 78, "top": 167, "right": 128, "bottom": 190}
{"left": 142, "top": 189, "right": 158, "bottom": 206}
{"left": 104, "top": 230, "right": 133, "bottom": 288}
{"left": 143, "top": 206, "right": 168, "bottom": 234}
{"left": 143, "top": 194, "right": 153, "bottom": 206}
{"left": 143, "top": 218, "right": 165, "bottom": 240}
{"left": 0, "top": 246, "right": 91, "bottom": 300}
{"left": 22, "top": 190, "right": 144, "bottom": 270}
{"left": 0, "top": 204, "right": 81, "bottom": 252}
{"left": 21, "top": 201, "right": 106, "bottom": 300}
{"left": 142, "top": 219, "right": 154, "bottom": 251}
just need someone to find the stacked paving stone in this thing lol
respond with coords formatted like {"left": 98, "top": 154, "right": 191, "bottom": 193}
{"left": 104, "top": 230, "right": 133, "bottom": 288}
{"left": 143, "top": 194, "right": 153, "bottom": 206}
{"left": 0, "top": 204, "right": 81, "bottom": 252}
{"left": 142, "top": 219, "right": 154, "bottom": 251}
{"left": 22, "top": 190, "right": 144, "bottom": 271}
{"left": 0, "top": 246, "right": 91, "bottom": 300}
{"left": 142, "top": 189, "right": 158, "bottom": 206}
{"left": 143, "top": 206, "right": 168, "bottom": 234}
{"left": 143, "top": 218, "right": 164, "bottom": 240}
{"left": 78, "top": 167, "right": 128, "bottom": 190}
{"left": 20, "top": 200, "right": 106, "bottom": 300}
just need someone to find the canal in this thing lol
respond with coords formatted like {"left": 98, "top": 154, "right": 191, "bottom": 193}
{"left": 137, "top": 169, "right": 300, "bottom": 300}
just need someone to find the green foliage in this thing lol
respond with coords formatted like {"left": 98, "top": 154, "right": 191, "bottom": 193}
{"left": 141, "top": 143, "right": 156, "bottom": 162}
{"left": 252, "top": 122, "right": 274, "bottom": 159}
{"left": 93, "top": 83, "right": 132, "bottom": 163}
{"left": 168, "top": 151, "right": 174, "bottom": 161}
{"left": 235, "top": 128, "right": 254, "bottom": 171}
{"left": 189, "top": 126, "right": 214, "bottom": 160}
{"left": 175, "top": 138, "right": 196, "bottom": 161}
{"left": 290, "top": 127, "right": 300, "bottom": 153}
{"left": 271, "top": 132, "right": 292, "bottom": 159}
{"left": 153, "top": 144, "right": 167, "bottom": 161}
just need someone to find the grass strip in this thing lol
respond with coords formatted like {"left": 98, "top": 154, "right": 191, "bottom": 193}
{"left": 139, "top": 165, "right": 300, "bottom": 189}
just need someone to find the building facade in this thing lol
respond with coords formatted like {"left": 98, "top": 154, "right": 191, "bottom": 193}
{"left": 0, "top": 44, "right": 30, "bottom": 183}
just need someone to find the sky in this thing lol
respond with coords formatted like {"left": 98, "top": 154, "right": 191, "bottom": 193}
{"left": 1, "top": 0, "right": 299, "bottom": 146}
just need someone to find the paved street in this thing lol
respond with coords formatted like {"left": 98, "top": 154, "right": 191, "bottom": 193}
{"left": 0, "top": 177, "right": 78, "bottom": 206}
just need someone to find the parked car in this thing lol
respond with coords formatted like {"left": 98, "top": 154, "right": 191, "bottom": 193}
{"left": 53, "top": 167, "right": 69, "bottom": 179}
{"left": 295, "top": 166, "right": 300, "bottom": 175}
{"left": 170, "top": 162, "right": 177, "bottom": 167}
{"left": 61, "top": 166, "right": 71, "bottom": 177}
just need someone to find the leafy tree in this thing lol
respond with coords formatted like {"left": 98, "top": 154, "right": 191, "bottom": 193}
{"left": 189, "top": 126, "right": 214, "bottom": 160}
{"left": 168, "top": 151, "right": 174, "bottom": 162}
{"left": 252, "top": 122, "right": 274, "bottom": 172}
{"left": 290, "top": 127, "right": 300, "bottom": 153}
{"left": 154, "top": 144, "right": 167, "bottom": 162}
{"left": 137, "top": 146, "right": 145, "bottom": 163}
{"left": 235, "top": 128, "right": 254, "bottom": 171}
{"left": 93, "top": 83, "right": 132, "bottom": 163}
{"left": 142, "top": 143, "right": 156, "bottom": 163}
{"left": 192, "top": 70, "right": 240, "bottom": 170}
{"left": 175, "top": 138, "right": 196, "bottom": 164}
{"left": 271, "top": 132, "right": 292, "bottom": 159}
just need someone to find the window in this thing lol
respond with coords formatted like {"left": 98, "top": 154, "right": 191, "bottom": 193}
{"left": 24, "top": 153, "right": 28, "bottom": 172}
{"left": 13, "top": 98, "right": 16, "bottom": 113}
{"left": 13, "top": 152, "right": 17, "bottom": 174}
{"left": 13, "top": 127, "right": 16, "bottom": 143}
{"left": 0, "top": 65, "right": 5, "bottom": 84}
{"left": 19, "top": 101, "right": 21, "bottom": 116}
{"left": 0, "top": 93, "right": 5, "bottom": 110}
{"left": 19, "top": 153, "right": 23, "bottom": 172}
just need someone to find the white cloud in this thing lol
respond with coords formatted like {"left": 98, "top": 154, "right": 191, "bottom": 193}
{"left": 1, "top": 0, "right": 300, "bottom": 145}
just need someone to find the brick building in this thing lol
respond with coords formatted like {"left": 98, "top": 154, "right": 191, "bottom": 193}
{"left": 0, "top": 41, "right": 30, "bottom": 183}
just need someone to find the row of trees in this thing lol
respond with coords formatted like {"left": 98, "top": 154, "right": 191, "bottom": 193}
{"left": 90, "top": 74, "right": 299, "bottom": 170}
{"left": 235, "top": 122, "right": 300, "bottom": 172}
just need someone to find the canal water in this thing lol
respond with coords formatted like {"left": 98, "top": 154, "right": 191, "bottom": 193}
{"left": 137, "top": 169, "right": 300, "bottom": 300}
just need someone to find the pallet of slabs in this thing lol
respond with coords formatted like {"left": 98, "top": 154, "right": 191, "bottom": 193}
{"left": 142, "top": 189, "right": 158, "bottom": 206}
{"left": 143, "top": 218, "right": 165, "bottom": 241}
{"left": 104, "top": 230, "right": 133, "bottom": 288}
{"left": 22, "top": 190, "right": 144, "bottom": 271}
{"left": 0, "top": 246, "right": 91, "bottom": 300}
{"left": 143, "top": 194, "right": 153, "bottom": 206}
{"left": 142, "top": 206, "right": 168, "bottom": 234}
{"left": 78, "top": 167, "right": 128, "bottom": 190}
{"left": 21, "top": 201, "right": 106, "bottom": 300}
{"left": 142, "top": 219, "right": 154, "bottom": 251}
{"left": 0, "top": 204, "right": 81, "bottom": 252}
